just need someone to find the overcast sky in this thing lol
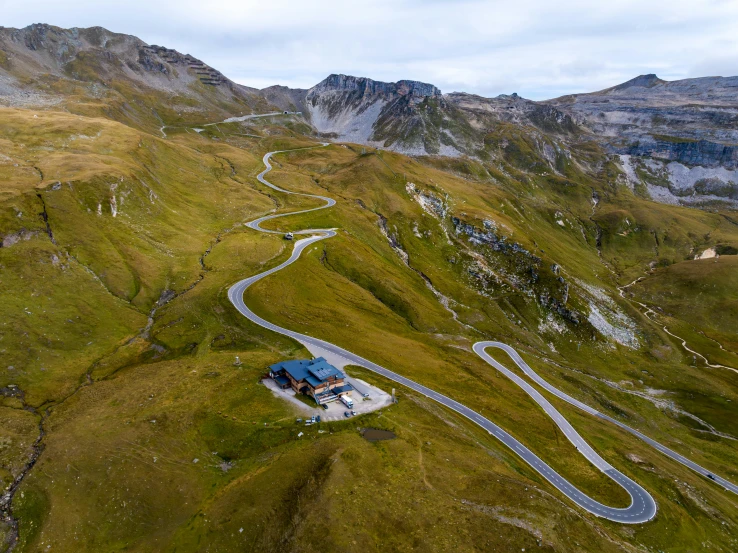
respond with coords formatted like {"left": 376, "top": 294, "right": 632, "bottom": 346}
{"left": 3, "top": 0, "right": 738, "bottom": 99}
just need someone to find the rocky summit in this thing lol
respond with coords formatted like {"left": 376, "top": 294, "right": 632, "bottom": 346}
{"left": 310, "top": 74, "right": 442, "bottom": 99}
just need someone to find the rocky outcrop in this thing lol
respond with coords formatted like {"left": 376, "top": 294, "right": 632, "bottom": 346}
{"left": 1, "top": 229, "right": 37, "bottom": 248}
{"left": 451, "top": 217, "right": 580, "bottom": 324}
{"left": 267, "top": 73, "right": 575, "bottom": 156}
{"left": 297, "top": 74, "right": 456, "bottom": 154}
{"left": 309, "top": 74, "right": 441, "bottom": 99}
{"left": 260, "top": 84, "right": 308, "bottom": 112}
{"left": 619, "top": 155, "right": 738, "bottom": 207}
{"left": 624, "top": 137, "right": 738, "bottom": 170}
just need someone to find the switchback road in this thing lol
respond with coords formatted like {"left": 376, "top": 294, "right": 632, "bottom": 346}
{"left": 228, "top": 145, "right": 736, "bottom": 523}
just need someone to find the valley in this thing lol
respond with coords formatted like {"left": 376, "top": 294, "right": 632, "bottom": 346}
{"left": 1, "top": 22, "right": 738, "bottom": 553}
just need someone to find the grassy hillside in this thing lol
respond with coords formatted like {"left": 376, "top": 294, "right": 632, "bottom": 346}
{"left": 629, "top": 255, "right": 738, "bottom": 371}
{"left": 2, "top": 101, "right": 738, "bottom": 553}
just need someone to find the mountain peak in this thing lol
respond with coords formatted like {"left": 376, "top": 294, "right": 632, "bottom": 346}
{"left": 312, "top": 74, "right": 441, "bottom": 98}
{"left": 610, "top": 73, "right": 665, "bottom": 91}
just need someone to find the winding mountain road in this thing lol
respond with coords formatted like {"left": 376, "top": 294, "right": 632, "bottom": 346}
{"left": 228, "top": 146, "right": 736, "bottom": 524}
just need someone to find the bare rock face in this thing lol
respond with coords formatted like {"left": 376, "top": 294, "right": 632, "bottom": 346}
{"left": 260, "top": 84, "right": 308, "bottom": 113}
{"left": 270, "top": 74, "right": 573, "bottom": 156}
{"left": 548, "top": 74, "right": 738, "bottom": 157}
{"left": 297, "top": 74, "right": 451, "bottom": 154}
{"left": 625, "top": 138, "right": 738, "bottom": 170}
{"left": 309, "top": 74, "right": 441, "bottom": 99}
{"left": 548, "top": 74, "right": 738, "bottom": 207}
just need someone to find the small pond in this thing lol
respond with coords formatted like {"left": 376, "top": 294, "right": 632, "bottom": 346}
{"left": 361, "top": 428, "right": 396, "bottom": 442}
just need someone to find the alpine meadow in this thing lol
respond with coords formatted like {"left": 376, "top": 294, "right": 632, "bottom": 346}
{"left": 1, "top": 19, "right": 738, "bottom": 553}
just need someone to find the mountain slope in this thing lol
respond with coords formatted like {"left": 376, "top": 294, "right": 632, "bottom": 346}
{"left": 0, "top": 24, "right": 274, "bottom": 131}
{"left": 547, "top": 74, "right": 738, "bottom": 207}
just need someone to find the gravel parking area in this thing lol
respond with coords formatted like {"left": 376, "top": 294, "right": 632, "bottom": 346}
{"left": 262, "top": 375, "right": 393, "bottom": 421}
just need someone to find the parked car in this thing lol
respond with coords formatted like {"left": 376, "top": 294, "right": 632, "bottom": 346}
{"left": 344, "top": 411, "right": 351, "bottom": 418}
{"left": 351, "top": 410, "right": 356, "bottom": 416}
{"left": 322, "top": 404, "right": 329, "bottom": 410}
{"left": 310, "top": 416, "right": 316, "bottom": 423}
{"left": 316, "top": 416, "right": 321, "bottom": 423}
{"left": 296, "top": 418, "right": 302, "bottom": 424}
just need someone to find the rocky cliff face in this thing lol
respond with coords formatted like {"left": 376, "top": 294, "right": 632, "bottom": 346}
{"left": 549, "top": 75, "right": 738, "bottom": 146}
{"left": 625, "top": 137, "right": 738, "bottom": 169}
{"left": 309, "top": 74, "right": 441, "bottom": 99}
{"left": 292, "top": 74, "right": 454, "bottom": 154}
{"left": 266, "top": 74, "right": 575, "bottom": 157}
{"left": 546, "top": 74, "right": 738, "bottom": 207}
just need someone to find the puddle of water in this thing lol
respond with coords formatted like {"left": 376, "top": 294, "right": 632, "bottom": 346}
{"left": 361, "top": 428, "right": 396, "bottom": 442}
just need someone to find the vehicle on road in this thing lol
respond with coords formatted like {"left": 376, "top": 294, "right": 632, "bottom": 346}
{"left": 340, "top": 396, "right": 354, "bottom": 409}
{"left": 284, "top": 232, "right": 294, "bottom": 240}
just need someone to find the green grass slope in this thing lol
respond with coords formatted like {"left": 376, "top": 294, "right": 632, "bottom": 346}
{"left": 1, "top": 101, "right": 738, "bottom": 553}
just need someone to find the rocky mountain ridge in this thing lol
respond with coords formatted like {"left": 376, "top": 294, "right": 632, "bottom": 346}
{"left": 546, "top": 74, "right": 738, "bottom": 206}
{"left": 1, "top": 23, "right": 736, "bottom": 208}
{"left": 0, "top": 23, "right": 270, "bottom": 128}
{"left": 264, "top": 70, "right": 738, "bottom": 207}
{"left": 309, "top": 73, "right": 442, "bottom": 99}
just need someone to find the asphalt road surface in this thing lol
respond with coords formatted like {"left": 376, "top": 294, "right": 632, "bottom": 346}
{"left": 476, "top": 342, "right": 738, "bottom": 496}
{"left": 228, "top": 146, "right": 736, "bottom": 523}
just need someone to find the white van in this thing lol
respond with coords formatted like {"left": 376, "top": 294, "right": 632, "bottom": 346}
{"left": 340, "top": 396, "right": 354, "bottom": 409}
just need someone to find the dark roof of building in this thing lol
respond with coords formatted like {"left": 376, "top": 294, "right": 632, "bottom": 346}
{"left": 270, "top": 357, "right": 344, "bottom": 387}
{"left": 274, "top": 375, "right": 290, "bottom": 387}
{"left": 330, "top": 384, "right": 354, "bottom": 395}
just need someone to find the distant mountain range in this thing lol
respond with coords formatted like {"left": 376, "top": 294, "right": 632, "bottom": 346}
{"left": 2, "top": 23, "right": 737, "bottom": 206}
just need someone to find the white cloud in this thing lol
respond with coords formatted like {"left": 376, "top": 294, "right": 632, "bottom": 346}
{"left": 3, "top": 0, "right": 738, "bottom": 99}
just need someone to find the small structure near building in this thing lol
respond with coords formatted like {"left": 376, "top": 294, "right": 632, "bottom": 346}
{"left": 268, "top": 357, "right": 353, "bottom": 405}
